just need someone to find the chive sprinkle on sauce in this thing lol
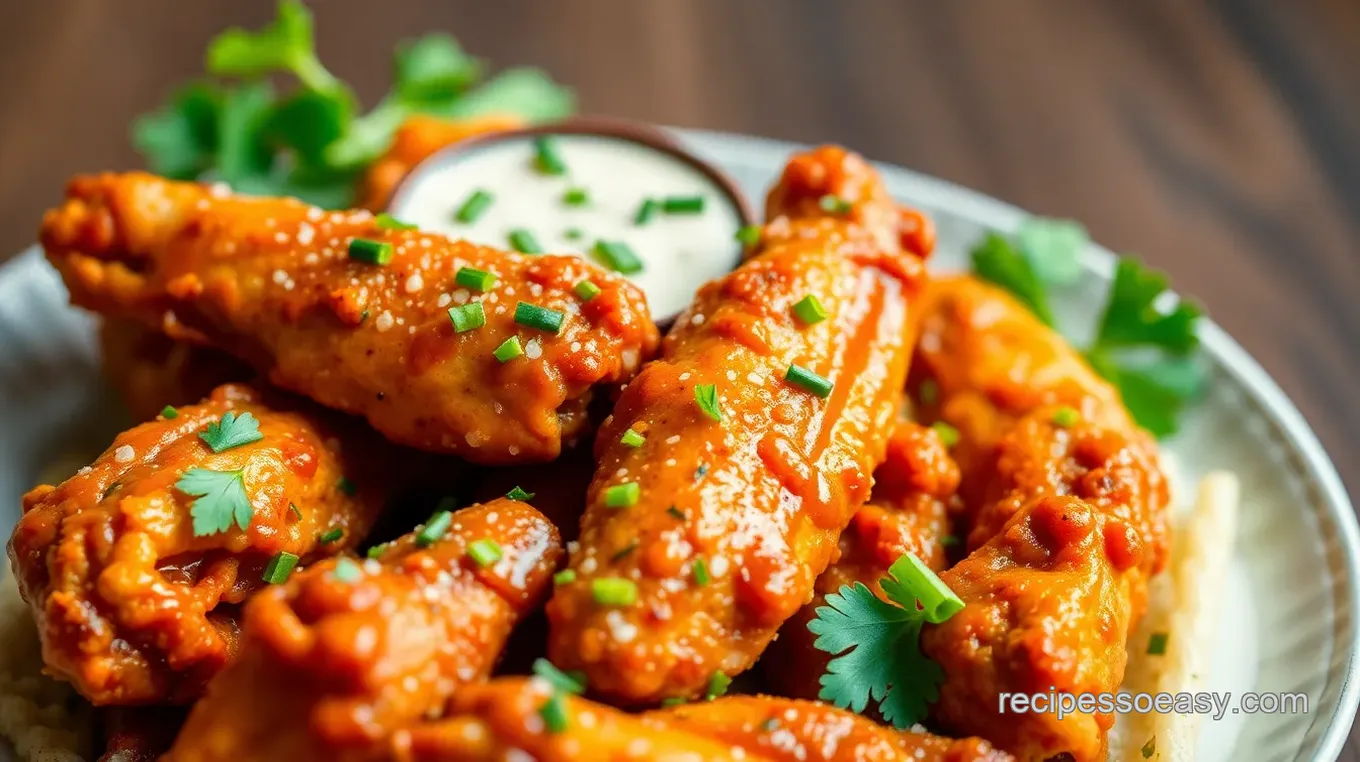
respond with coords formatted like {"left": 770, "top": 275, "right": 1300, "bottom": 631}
{"left": 785, "top": 364, "right": 833, "bottom": 398}
{"left": 620, "top": 428, "right": 645, "bottom": 447}
{"left": 467, "top": 538, "right": 503, "bottom": 567}
{"left": 455, "top": 266, "right": 497, "bottom": 292}
{"left": 493, "top": 336, "right": 524, "bottom": 363}
{"left": 593, "top": 240, "right": 644, "bottom": 274}
{"left": 591, "top": 577, "right": 638, "bottom": 606}
{"left": 604, "top": 482, "right": 640, "bottom": 508}
{"left": 634, "top": 198, "right": 660, "bottom": 226}
{"left": 261, "top": 551, "right": 299, "bottom": 584}
{"left": 455, "top": 189, "right": 494, "bottom": 223}
{"left": 662, "top": 195, "right": 705, "bottom": 214}
{"left": 533, "top": 135, "right": 568, "bottom": 175}
{"left": 318, "top": 527, "right": 344, "bottom": 544}
{"left": 447, "top": 302, "right": 486, "bottom": 333}
{"left": 416, "top": 510, "right": 453, "bottom": 547}
{"left": 574, "top": 280, "right": 601, "bottom": 301}
{"left": 792, "top": 294, "right": 828, "bottom": 325}
{"left": 508, "top": 228, "right": 543, "bottom": 254}
{"left": 514, "top": 302, "right": 565, "bottom": 333}
{"left": 348, "top": 238, "right": 393, "bottom": 265}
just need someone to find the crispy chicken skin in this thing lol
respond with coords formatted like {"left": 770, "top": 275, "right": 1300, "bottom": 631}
{"left": 9, "top": 384, "right": 394, "bottom": 705}
{"left": 764, "top": 421, "right": 959, "bottom": 700}
{"left": 98, "top": 318, "right": 252, "bottom": 420}
{"left": 356, "top": 114, "right": 524, "bottom": 211}
{"left": 40, "top": 173, "right": 659, "bottom": 463}
{"left": 164, "top": 500, "right": 560, "bottom": 762}
{"left": 547, "top": 146, "right": 933, "bottom": 703}
{"left": 652, "top": 696, "right": 1013, "bottom": 762}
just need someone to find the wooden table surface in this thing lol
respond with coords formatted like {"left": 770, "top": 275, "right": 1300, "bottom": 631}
{"left": 2, "top": 0, "right": 1358, "bottom": 755}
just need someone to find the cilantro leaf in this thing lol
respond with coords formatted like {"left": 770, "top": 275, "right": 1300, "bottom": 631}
{"left": 213, "top": 81, "right": 277, "bottom": 187}
{"left": 970, "top": 232, "right": 1055, "bottom": 326}
{"left": 263, "top": 88, "right": 356, "bottom": 167}
{"left": 1094, "top": 258, "right": 1202, "bottom": 354}
{"left": 207, "top": 0, "right": 337, "bottom": 92}
{"left": 199, "top": 411, "right": 264, "bottom": 453}
{"left": 394, "top": 34, "right": 482, "bottom": 105}
{"left": 444, "top": 68, "right": 576, "bottom": 122}
{"left": 1017, "top": 217, "right": 1086, "bottom": 286}
{"left": 177, "top": 468, "right": 252, "bottom": 536}
{"left": 131, "top": 83, "right": 221, "bottom": 180}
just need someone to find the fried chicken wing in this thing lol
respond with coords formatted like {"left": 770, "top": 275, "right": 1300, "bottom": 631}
{"left": 163, "top": 499, "right": 560, "bottom": 762}
{"left": 651, "top": 695, "right": 1013, "bottom": 762}
{"left": 8, "top": 384, "right": 401, "bottom": 705}
{"left": 41, "top": 173, "right": 659, "bottom": 463}
{"left": 99, "top": 318, "right": 252, "bottom": 420}
{"left": 547, "top": 146, "right": 933, "bottom": 703}
{"left": 356, "top": 114, "right": 524, "bottom": 211}
{"left": 763, "top": 421, "right": 959, "bottom": 700}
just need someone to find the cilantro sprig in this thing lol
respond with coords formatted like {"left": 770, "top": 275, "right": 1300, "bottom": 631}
{"left": 198, "top": 411, "right": 264, "bottom": 453}
{"left": 177, "top": 468, "right": 252, "bottom": 537}
{"left": 133, "top": 0, "right": 574, "bottom": 208}
{"left": 808, "top": 553, "right": 962, "bottom": 729}
{"left": 970, "top": 218, "right": 1204, "bottom": 438}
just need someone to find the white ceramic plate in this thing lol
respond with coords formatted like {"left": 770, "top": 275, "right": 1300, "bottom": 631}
{"left": 1, "top": 130, "right": 1356, "bottom": 761}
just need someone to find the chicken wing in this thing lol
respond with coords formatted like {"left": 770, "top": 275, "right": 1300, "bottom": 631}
{"left": 163, "top": 499, "right": 560, "bottom": 762}
{"left": 547, "top": 146, "right": 933, "bottom": 703}
{"left": 763, "top": 421, "right": 959, "bottom": 700}
{"left": 8, "top": 384, "right": 412, "bottom": 705}
{"left": 356, "top": 114, "right": 524, "bottom": 211}
{"left": 99, "top": 318, "right": 252, "bottom": 421}
{"left": 41, "top": 173, "right": 659, "bottom": 463}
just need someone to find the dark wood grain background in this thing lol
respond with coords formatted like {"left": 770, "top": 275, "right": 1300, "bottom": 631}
{"left": 1, "top": 0, "right": 1358, "bottom": 755}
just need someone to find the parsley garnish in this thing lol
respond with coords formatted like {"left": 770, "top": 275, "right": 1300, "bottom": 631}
{"left": 177, "top": 468, "right": 252, "bottom": 537}
{"left": 198, "top": 411, "right": 264, "bottom": 453}
{"left": 808, "top": 553, "right": 962, "bottom": 729}
{"left": 970, "top": 219, "right": 1204, "bottom": 437}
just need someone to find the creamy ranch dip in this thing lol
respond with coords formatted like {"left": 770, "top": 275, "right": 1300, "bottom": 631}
{"left": 388, "top": 133, "right": 746, "bottom": 321}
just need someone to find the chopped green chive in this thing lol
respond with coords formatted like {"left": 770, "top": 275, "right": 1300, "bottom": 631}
{"left": 692, "top": 557, "right": 710, "bottom": 586}
{"left": 1147, "top": 632, "right": 1169, "bottom": 656}
{"left": 932, "top": 421, "right": 960, "bottom": 448}
{"left": 289, "top": 503, "right": 302, "bottom": 520}
{"left": 533, "top": 658, "right": 587, "bottom": 695}
{"left": 660, "top": 697, "right": 687, "bottom": 708}
{"left": 634, "top": 198, "right": 660, "bottom": 225}
{"left": 563, "top": 187, "right": 589, "bottom": 206}
{"left": 1052, "top": 406, "right": 1081, "bottom": 428}
{"left": 919, "top": 378, "right": 939, "bottom": 405}
{"left": 604, "top": 482, "right": 640, "bottom": 509}
{"left": 819, "top": 194, "right": 852, "bottom": 214}
{"left": 506, "top": 486, "right": 536, "bottom": 501}
{"left": 662, "top": 195, "right": 705, "bottom": 214}
{"left": 792, "top": 294, "right": 828, "bottom": 325}
{"left": 553, "top": 569, "right": 577, "bottom": 585}
{"left": 574, "top": 280, "right": 601, "bottom": 301}
{"left": 888, "top": 552, "right": 965, "bottom": 623}
{"left": 591, "top": 577, "right": 638, "bottom": 606}
{"left": 620, "top": 429, "right": 645, "bottom": 448}
{"left": 318, "top": 527, "right": 343, "bottom": 544}
{"left": 467, "top": 538, "right": 503, "bottom": 567}
{"left": 455, "top": 267, "right": 497, "bottom": 292}
{"left": 785, "top": 364, "right": 833, "bottom": 398}
{"left": 508, "top": 228, "right": 543, "bottom": 254}
{"left": 416, "top": 510, "right": 453, "bottom": 547}
{"left": 704, "top": 672, "right": 731, "bottom": 700}
{"left": 160, "top": 405, "right": 179, "bottom": 419}
{"left": 666, "top": 506, "right": 686, "bottom": 520}
{"left": 375, "top": 213, "right": 417, "bottom": 231}
{"left": 348, "top": 238, "right": 393, "bottom": 265}
{"left": 337, "top": 477, "right": 356, "bottom": 496}
{"left": 493, "top": 336, "right": 524, "bottom": 363}
{"left": 695, "top": 384, "right": 721, "bottom": 421}
{"left": 533, "top": 136, "right": 567, "bottom": 175}
{"left": 366, "top": 543, "right": 388, "bottom": 559}
{"left": 332, "top": 557, "right": 363, "bottom": 582}
{"left": 611, "top": 541, "right": 640, "bottom": 562}
{"left": 455, "top": 189, "right": 494, "bottom": 223}
{"left": 261, "top": 551, "right": 299, "bottom": 584}
{"left": 514, "top": 302, "right": 565, "bottom": 333}
{"left": 539, "top": 692, "right": 569, "bottom": 733}
{"left": 592, "top": 240, "right": 643, "bottom": 274}
{"left": 447, "top": 302, "right": 486, "bottom": 333}
{"left": 735, "top": 225, "right": 762, "bottom": 246}
{"left": 564, "top": 227, "right": 584, "bottom": 241}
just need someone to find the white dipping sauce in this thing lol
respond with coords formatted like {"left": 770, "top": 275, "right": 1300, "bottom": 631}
{"left": 388, "top": 133, "right": 746, "bottom": 321}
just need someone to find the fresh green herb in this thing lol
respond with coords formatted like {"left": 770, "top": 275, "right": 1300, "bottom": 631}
{"left": 667, "top": 506, "right": 686, "bottom": 520}
{"left": 447, "top": 302, "right": 486, "bottom": 333}
{"left": 634, "top": 198, "right": 660, "bottom": 225}
{"left": 611, "top": 541, "right": 640, "bottom": 562}
{"left": 792, "top": 294, "right": 828, "bottom": 325}
{"left": 553, "top": 569, "right": 577, "bottom": 585}
{"left": 366, "top": 543, "right": 388, "bottom": 559}
{"left": 660, "top": 697, "right": 687, "bottom": 708}
{"left": 735, "top": 225, "right": 762, "bottom": 246}
{"left": 539, "top": 692, "right": 569, "bottom": 733}
{"left": 563, "top": 187, "right": 589, "bottom": 206}
{"left": 455, "top": 189, "right": 494, "bottom": 223}
{"left": 918, "top": 379, "right": 939, "bottom": 406}
{"left": 704, "top": 672, "right": 731, "bottom": 700}
{"left": 348, "top": 238, "right": 393, "bottom": 265}
{"left": 198, "top": 411, "right": 264, "bottom": 453}
{"left": 1147, "top": 632, "right": 1169, "bottom": 656}
{"left": 1017, "top": 217, "right": 1087, "bottom": 286}
{"left": 178, "top": 468, "right": 252, "bottom": 537}
{"left": 337, "top": 476, "right": 356, "bottom": 496}
{"left": 262, "top": 551, "right": 300, "bottom": 584}
{"left": 533, "top": 135, "right": 567, "bottom": 175}
{"left": 508, "top": 228, "right": 543, "bottom": 254}
{"left": 695, "top": 384, "right": 721, "bottom": 421}
{"left": 662, "top": 195, "right": 705, "bottom": 214}
{"left": 819, "top": 195, "right": 852, "bottom": 214}
{"left": 318, "top": 527, "right": 343, "bottom": 544}
{"left": 532, "top": 658, "right": 587, "bottom": 695}
{"left": 564, "top": 227, "right": 584, "bottom": 240}
{"left": 970, "top": 232, "right": 1055, "bottom": 326}
{"left": 455, "top": 266, "right": 497, "bottom": 292}
{"left": 467, "top": 538, "right": 503, "bottom": 567}
{"left": 604, "top": 482, "right": 640, "bottom": 509}
{"left": 1051, "top": 406, "right": 1080, "bottom": 428}
{"left": 931, "top": 421, "right": 959, "bottom": 448}
{"left": 692, "top": 557, "right": 710, "bottom": 586}
{"left": 809, "top": 552, "right": 963, "bottom": 728}
{"left": 161, "top": 405, "right": 179, "bottom": 420}
{"left": 514, "top": 302, "right": 565, "bottom": 333}
{"left": 375, "top": 212, "right": 417, "bottom": 230}
{"left": 415, "top": 510, "right": 453, "bottom": 547}
{"left": 506, "top": 486, "right": 535, "bottom": 501}
{"left": 332, "top": 557, "right": 363, "bottom": 582}
{"left": 592, "top": 240, "right": 644, "bottom": 274}
{"left": 493, "top": 336, "right": 524, "bottom": 362}
{"left": 785, "top": 364, "right": 833, "bottom": 398}
{"left": 289, "top": 502, "right": 303, "bottom": 520}
{"left": 620, "top": 429, "right": 645, "bottom": 448}
{"left": 574, "top": 280, "right": 601, "bottom": 301}
{"left": 591, "top": 577, "right": 638, "bottom": 606}
{"left": 1142, "top": 736, "right": 1156, "bottom": 759}
{"left": 941, "top": 535, "right": 959, "bottom": 548}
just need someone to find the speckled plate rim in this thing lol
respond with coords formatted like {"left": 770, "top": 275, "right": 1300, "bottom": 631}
{"left": 671, "top": 128, "right": 1360, "bottom": 761}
